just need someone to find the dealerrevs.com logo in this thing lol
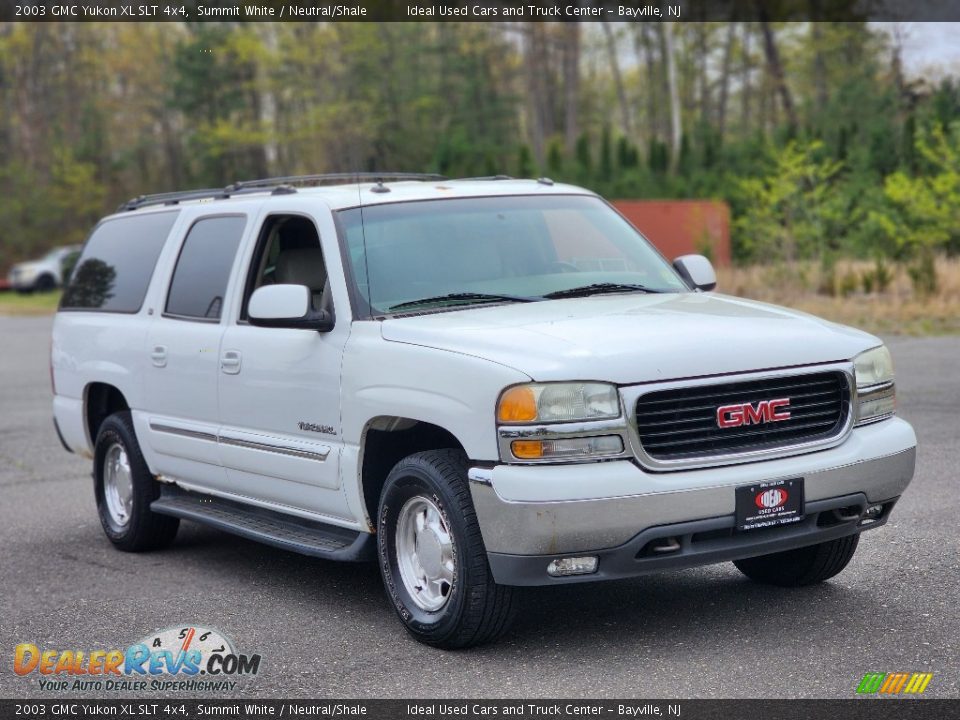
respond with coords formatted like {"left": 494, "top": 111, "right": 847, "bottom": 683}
{"left": 14, "top": 625, "right": 261, "bottom": 693}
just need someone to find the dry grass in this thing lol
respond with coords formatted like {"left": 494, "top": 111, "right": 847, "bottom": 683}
{"left": 718, "top": 257, "right": 960, "bottom": 336}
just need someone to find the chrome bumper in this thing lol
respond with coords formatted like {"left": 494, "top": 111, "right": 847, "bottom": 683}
{"left": 469, "top": 446, "right": 916, "bottom": 558}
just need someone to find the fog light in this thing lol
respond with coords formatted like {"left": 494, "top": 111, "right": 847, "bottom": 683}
{"left": 511, "top": 435, "right": 623, "bottom": 460}
{"left": 864, "top": 504, "right": 884, "bottom": 519}
{"left": 546, "top": 556, "right": 598, "bottom": 577}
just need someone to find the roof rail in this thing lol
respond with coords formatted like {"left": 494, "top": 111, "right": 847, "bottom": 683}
{"left": 117, "top": 188, "right": 228, "bottom": 212}
{"left": 117, "top": 172, "right": 448, "bottom": 212}
{"left": 228, "top": 172, "right": 447, "bottom": 191}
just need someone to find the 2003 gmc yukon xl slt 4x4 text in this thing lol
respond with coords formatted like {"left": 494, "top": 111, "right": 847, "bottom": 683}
{"left": 51, "top": 174, "right": 916, "bottom": 648}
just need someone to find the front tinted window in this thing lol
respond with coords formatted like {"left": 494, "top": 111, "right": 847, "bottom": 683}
{"left": 60, "top": 212, "right": 178, "bottom": 313}
{"left": 165, "top": 216, "right": 246, "bottom": 320}
{"left": 339, "top": 195, "right": 686, "bottom": 315}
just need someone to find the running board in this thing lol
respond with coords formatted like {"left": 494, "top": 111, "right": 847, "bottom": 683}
{"left": 151, "top": 488, "right": 374, "bottom": 562}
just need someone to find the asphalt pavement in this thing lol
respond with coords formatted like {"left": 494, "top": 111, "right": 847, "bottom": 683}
{"left": 1, "top": 315, "right": 957, "bottom": 698}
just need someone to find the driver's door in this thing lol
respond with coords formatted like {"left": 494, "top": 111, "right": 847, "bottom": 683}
{"left": 217, "top": 212, "right": 349, "bottom": 521}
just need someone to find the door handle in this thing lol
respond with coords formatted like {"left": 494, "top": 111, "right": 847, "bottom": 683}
{"left": 221, "top": 350, "right": 242, "bottom": 375}
{"left": 150, "top": 345, "right": 167, "bottom": 368}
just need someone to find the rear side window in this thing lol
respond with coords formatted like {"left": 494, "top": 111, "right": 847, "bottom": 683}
{"left": 60, "top": 211, "right": 178, "bottom": 313}
{"left": 165, "top": 216, "right": 246, "bottom": 321}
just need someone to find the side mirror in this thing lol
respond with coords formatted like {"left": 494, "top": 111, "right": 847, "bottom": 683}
{"left": 248, "top": 284, "right": 334, "bottom": 332}
{"left": 673, "top": 254, "right": 717, "bottom": 292}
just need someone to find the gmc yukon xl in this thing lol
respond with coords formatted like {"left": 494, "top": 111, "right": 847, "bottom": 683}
{"left": 51, "top": 174, "right": 916, "bottom": 648}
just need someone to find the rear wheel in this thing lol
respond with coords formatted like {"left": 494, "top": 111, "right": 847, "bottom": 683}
{"left": 733, "top": 534, "right": 860, "bottom": 587}
{"left": 377, "top": 449, "right": 521, "bottom": 649}
{"left": 94, "top": 412, "right": 179, "bottom": 552}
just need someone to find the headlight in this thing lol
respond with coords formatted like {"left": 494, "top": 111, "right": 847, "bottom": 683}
{"left": 497, "top": 382, "right": 621, "bottom": 424}
{"left": 14, "top": 265, "right": 36, "bottom": 280}
{"left": 854, "top": 346, "right": 896, "bottom": 425}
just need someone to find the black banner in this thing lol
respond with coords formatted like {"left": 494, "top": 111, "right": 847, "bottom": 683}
{"left": 3, "top": 0, "right": 960, "bottom": 23}
{"left": 1, "top": 700, "right": 958, "bottom": 720}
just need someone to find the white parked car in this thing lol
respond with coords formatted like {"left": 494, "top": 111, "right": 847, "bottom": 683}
{"left": 51, "top": 174, "right": 916, "bottom": 648}
{"left": 8, "top": 245, "right": 82, "bottom": 293}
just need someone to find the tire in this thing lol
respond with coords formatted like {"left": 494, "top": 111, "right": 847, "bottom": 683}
{"left": 733, "top": 533, "right": 860, "bottom": 587}
{"left": 34, "top": 274, "right": 56, "bottom": 292}
{"left": 377, "top": 449, "right": 521, "bottom": 649}
{"left": 94, "top": 411, "right": 179, "bottom": 552}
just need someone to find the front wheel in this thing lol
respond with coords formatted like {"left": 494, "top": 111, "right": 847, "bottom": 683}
{"left": 377, "top": 449, "right": 521, "bottom": 649}
{"left": 733, "top": 534, "right": 860, "bottom": 587}
{"left": 94, "top": 411, "right": 179, "bottom": 552}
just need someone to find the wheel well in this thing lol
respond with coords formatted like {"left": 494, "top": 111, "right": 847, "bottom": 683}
{"left": 86, "top": 383, "right": 130, "bottom": 444}
{"left": 360, "top": 418, "right": 465, "bottom": 529}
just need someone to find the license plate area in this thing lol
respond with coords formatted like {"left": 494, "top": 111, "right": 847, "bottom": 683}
{"left": 735, "top": 478, "right": 804, "bottom": 531}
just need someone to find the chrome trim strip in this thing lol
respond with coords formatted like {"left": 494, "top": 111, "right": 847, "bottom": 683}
{"left": 218, "top": 434, "right": 330, "bottom": 462}
{"left": 497, "top": 417, "right": 633, "bottom": 464}
{"left": 149, "top": 422, "right": 329, "bottom": 462}
{"left": 467, "top": 468, "right": 494, "bottom": 486}
{"left": 149, "top": 422, "right": 218, "bottom": 443}
{"left": 622, "top": 362, "right": 856, "bottom": 472}
{"left": 854, "top": 381, "right": 896, "bottom": 427}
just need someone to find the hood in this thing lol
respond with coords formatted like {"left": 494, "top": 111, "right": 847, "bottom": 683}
{"left": 380, "top": 293, "right": 879, "bottom": 384}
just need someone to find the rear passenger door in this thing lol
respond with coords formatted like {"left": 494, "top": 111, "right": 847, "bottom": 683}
{"left": 141, "top": 214, "right": 248, "bottom": 490}
{"left": 217, "top": 210, "right": 350, "bottom": 521}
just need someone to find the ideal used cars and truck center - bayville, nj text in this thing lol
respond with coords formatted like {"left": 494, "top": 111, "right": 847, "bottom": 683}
{"left": 17, "top": 4, "right": 681, "bottom": 19}
{"left": 51, "top": 174, "right": 916, "bottom": 650}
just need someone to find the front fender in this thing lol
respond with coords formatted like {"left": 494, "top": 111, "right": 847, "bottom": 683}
{"left": 340, "top": 322, "right": 530, "bottom": 461}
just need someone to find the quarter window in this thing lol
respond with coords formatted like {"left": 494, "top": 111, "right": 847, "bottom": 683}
{"left": 60, "top": 211, "right": 178, "bottom": 313}
{"left": 165, "top": 216, "right": 246, "bottom": 320}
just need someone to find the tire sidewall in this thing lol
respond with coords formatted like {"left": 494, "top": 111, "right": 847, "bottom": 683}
{"left": 94, "top": 415, "right": 149, "bottom": 545}
{"left": 378, "top": 463, "right": 469, "bottom": 641}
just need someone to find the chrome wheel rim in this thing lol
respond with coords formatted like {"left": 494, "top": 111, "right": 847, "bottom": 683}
{"left": 103, "top": 442, "right": 133, "bottom": 527}
{"left": 396, "top": 495, "right": 456, "bottom": 611}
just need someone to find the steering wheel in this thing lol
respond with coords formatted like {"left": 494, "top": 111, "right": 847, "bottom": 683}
{"left": 548, "top": 261, "right": 581, "bottom": 273}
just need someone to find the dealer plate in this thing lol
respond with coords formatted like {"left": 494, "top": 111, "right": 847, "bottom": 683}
{"left": 735, "top": 478, "right": 804, "bottom": 531}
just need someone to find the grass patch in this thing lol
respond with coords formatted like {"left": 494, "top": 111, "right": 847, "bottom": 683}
{"left": 717, "top": 257, "right": 960, "bottom": 336}
{"left": 0, "top": 290, "right": 62, "bottom": 316}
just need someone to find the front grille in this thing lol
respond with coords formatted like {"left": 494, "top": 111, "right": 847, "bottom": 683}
{"left": 635, "top": 371, "right": 849, "bottom": 463}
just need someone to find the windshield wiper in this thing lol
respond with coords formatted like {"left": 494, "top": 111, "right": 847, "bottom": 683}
{"left": 388, "top": 292, "right": 542, "bottom": 312}
{"left": 543, "top": 282, "right": 667, "bottom": 300}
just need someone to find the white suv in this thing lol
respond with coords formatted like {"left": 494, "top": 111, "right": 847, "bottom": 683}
{"left": 51, "top": 174, "right": 916, "bottom": 648}
{"left": 9, "top": 245, "right": 82, "bottom": 292}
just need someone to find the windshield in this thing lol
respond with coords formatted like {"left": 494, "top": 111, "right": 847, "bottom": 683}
{"left": 339, "top": 195, "right": 688, "bottom": 316}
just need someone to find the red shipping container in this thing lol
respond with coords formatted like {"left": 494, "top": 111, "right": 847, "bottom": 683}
{"left": 612, "top": 200, "right": 731, "bottom": 267}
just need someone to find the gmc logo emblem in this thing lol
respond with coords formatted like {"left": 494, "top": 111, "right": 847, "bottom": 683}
{"left": 716, "top": 398, "right": 791, "bottom": 428}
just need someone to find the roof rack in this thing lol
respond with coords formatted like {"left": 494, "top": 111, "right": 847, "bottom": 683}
{"left": 228, "top": 172, "right": 447, "bottom": 191}
{"left": 117, "top": 187, "right": 228, "bottom": 212}
{"left": 118, "top": 172, "right": 448, "bottom": 212}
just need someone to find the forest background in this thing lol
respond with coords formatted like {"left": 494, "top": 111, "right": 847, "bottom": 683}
{"left": 2, "top": 20, "right": 958, "bottom": 331}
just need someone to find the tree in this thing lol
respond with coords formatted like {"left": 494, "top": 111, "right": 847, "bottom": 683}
{"left": 875, "top": 122, "right": 960, "bottom": 259}
{"left": 661, "top": 23, "right": 682, "bottom": 174}
{"left": 735, "top": 141, "right": 844, "bottom": 262}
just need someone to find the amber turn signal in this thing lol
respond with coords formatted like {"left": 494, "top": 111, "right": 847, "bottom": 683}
{"left": 510, "top": 440, "right": 544, "bottom": 459}
{"left": 498, "top": 386, "right": 538, "bottom": 423}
